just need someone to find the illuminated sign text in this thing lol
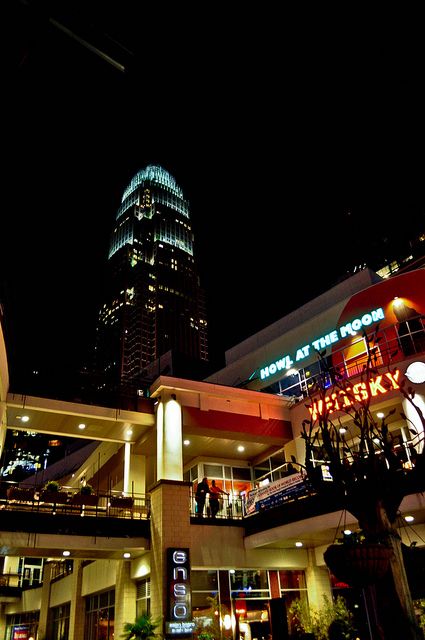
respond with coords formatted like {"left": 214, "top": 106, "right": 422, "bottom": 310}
{"left": 309, "top": 369, "right": 400, "bottom": 421}
{"left": 260, "top": 307, "right": 385, "bottom": 380}
{"left": 167, "top": 548, "right": 193, "bottom": 635}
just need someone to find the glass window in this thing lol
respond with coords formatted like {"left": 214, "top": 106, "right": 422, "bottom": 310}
{"left": 85, "top": 590, "right": 115, "bottom": 640}
{"left": 230, "top": 569, "right": 270, "bottom": 599}
{"left": 204, "top": 464, "right": 223, "bottom": 478}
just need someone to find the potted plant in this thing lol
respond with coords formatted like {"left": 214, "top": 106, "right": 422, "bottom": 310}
{"left": 121, "top": 613, "right": 162, "bottom": 639}
{"left": 71, "top": 483, "right": 99, "bottom": 507}
{"left": 288, "top": 594, "right": 357, "bottom": 640}
{"left": 40, "top": 480, "right": 68, "bottom": 504}
{"left": 324, "top": 531, "right": 393, "bottom": 587}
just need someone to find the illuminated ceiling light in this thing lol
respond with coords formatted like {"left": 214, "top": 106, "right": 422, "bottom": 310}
{"left": 62, "top": 550, "right": 71, "bottom": 557}
{"left": 123, "top": 552, "right": 131, "bottom": 559}
{"left": 20, "top": 416, "right": 30, "bottom": 423}
{"left": 339, "top": 427, "right": 347, "bottom": 434}
{"left": 126, "top": 429, "right": 133, "bottom": 436}
{"left": 237, "top": 445, "right": 245, "bottom": 452}
{"left": 377, "top": 412, "right": 385, "bottom": 419}
{"left": 405, "top": 515, "right": 414, "bottom": 522}
{"left": 295, "top": 541, "right": 303, "bottom": 547}
{"left": 183, "top": 439, "right": 190, "bottom": 445}
{"left": 286, "top": 368, "right": 298, "bottom": 377}
{"left": 229, "top": 569, "right": 235, "bottom": 574}
{"left": 78, "top": 423, "right": 86, "bottom": 430}
{"left": 344, "top": 529, "right": 352, "bottom": 535}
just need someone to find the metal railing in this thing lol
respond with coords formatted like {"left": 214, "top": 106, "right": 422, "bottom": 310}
{"left": 189, "top": 491, "right": 244, "bottom": 520}
{"left": 0, "top": 482, "right": 150, "bottom": 520}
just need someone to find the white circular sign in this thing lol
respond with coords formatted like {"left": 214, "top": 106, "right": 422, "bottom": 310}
{"left": 405, "top": 361, "right": 425, "bottom": 384}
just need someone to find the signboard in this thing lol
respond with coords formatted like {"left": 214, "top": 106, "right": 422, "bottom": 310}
{"left": 244, "top": 472, "right": 307, "bottom": 515}
{"left": 12, "top": 627, "right": 29, "bottom": 640}
{"left": 260, "top": 307, "right": 385, "bottom": 379}
{"left": 166, "top": 548, "right": 195, "bottom": 636}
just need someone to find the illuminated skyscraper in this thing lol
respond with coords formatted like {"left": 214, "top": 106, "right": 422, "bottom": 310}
{"left": 93, "top": 165, "right": 208, "bottom": 401}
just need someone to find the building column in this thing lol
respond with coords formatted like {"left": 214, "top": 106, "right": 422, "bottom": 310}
{"left": 305, "top": 549, "right": 332, "bottom": 610}
{"left": 67, "top": 560, "right": 85, "bottom": 640}
{"left": 0, "top": 402, "right": 7, "bottom": 463}
{"left": 38, "top": 562, "right": 54, "bottom": 639}
{"left": 0, "top": 604, "right": 6, "bottom": 640}
{"left": 115, "top": 560, "right": 137, "bottom": 637}
{"left": 149, "top": 480, "right": 192, "bottom": 632}
{"left": 156, "top": 394, "right": 183, "bottom": 481}
{"left": 128, "top": 453, "right": 146, "bottom": 494}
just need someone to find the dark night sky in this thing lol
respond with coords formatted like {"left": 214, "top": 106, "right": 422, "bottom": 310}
{"left": 2, "top": 1, "right": 425, "bottom": 393}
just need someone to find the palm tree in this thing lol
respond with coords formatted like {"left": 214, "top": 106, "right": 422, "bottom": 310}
{"left": 121, "top": 613, "right": 162, "bottom": 640}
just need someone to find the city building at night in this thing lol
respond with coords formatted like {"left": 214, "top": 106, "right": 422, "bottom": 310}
{"left": 91, "top": 164, "right": 208, "bottom": 403}
{"left": 0, "top": 266, "right": 424, "bottom": 639}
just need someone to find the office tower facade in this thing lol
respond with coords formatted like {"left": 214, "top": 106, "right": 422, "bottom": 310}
{"left": 93, "top": 165, "right": 208, "bottom": 400}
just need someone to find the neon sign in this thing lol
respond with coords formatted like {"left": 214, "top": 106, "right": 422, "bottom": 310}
{"left": 166, "top": 548, "right": 195, "bottom": 635}
{"left": 260, "top": 307, "right": 385, "bottom": 380}
{"left": 309, "top": 369, "right": 400, "bottom": 421}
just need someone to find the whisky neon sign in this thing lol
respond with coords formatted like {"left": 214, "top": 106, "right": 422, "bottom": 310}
{"left": 309, "top": 369, "right": 400, "bottom": 421}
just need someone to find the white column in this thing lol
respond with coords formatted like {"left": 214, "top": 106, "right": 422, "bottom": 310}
{"left": 123, "top": 442, "right": 131, "bottom": 494}
{"left": 156, "top": 394, "right": 183, "bottom": 481}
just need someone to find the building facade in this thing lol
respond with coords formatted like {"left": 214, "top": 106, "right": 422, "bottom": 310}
{"left": 93, "top": 165, "right": 208, "bottom": 401}
{"left": 0, "top": 267, "right": 424, "bottom": 640}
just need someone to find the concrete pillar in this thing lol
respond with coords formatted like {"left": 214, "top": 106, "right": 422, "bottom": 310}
{"left": 68, "top": 560, "right": 85, "bottom": 640}
{"left": 156, "top": 394, "right": 183, "bottom": 481}
{"left": 305, "top": 549, "right": 332, "bottom": 610}
{"left": 0, "top": 402, "right": 7, "bottom": 463}
{"left": 38, "top": 562, "right": 54, "bottom": 640}
{"left": 115, "top": 560, "right": 137, "bottom": 638}
{"left": 149, "top": 480, "right": 192, "bottom": 632}
{"left": 0, "top": 604, "right": 6, "bottom": 640}
{"left": 284, "top": 436, "right": 307, "bottom": 468}
{"left": 129, "top": 453, "right": 146, "bottom": 495}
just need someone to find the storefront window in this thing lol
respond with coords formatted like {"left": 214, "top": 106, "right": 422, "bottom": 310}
{"left": 5, "top": 612, "right": 39, "bottom": 640}
{"left": 136, "top": 578, "right": 150, "bottom": 617}
{"left": 278, "top": 569, "right": 308, "bottom": 611}
{"left": 85, "top": 590, "right": 115, "bottom": 640}
{"left": 192, "top": 570, "right": 220, "bottom": 639}
{"left": 47, "top": 603, "right": 70, "bottom": 640}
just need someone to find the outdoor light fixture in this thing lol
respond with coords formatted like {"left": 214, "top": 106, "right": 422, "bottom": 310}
{"left": 405, "top": 515, "right": 414, "bottom": 522}
{"left": 123, "top": 552, "right": 131, "bottom": 558}
{"left": 377, "top": 412, "right": 385, "bottom": 419}
{"left": 405, "top": 361, "right": 425, "bottom": 384}
{"left": 78, "top": 423, "right": 86, "bottom": 430}
{"left": 63, "top": 550, "right": 71, "bottom": 557}
{"left": 183, "top": 439, "right": 190, "bottom": 445}
{"left": 295, "top": 541, "right": 303, "bottom": 547}
{"left": 237, "top": 445, "right": 245, "bottom": 452}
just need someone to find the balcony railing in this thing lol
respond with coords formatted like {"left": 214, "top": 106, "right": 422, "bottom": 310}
{"left": 0, "top": 482, "right": 150, "bottom": 520}
{"left": 189, "top": 491, "right": 244, "bottom": 520}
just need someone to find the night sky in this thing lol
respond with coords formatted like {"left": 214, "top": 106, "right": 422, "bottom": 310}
{"left": 3, "top": 1, "right": 425, "bottom": 394}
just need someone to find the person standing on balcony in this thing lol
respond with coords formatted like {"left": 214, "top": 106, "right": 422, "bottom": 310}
{"left": 195, "top": 477, "right": 210, "bottom": 518}
{"left": 209, "top": 479, "right": 228, "bottom": 518}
